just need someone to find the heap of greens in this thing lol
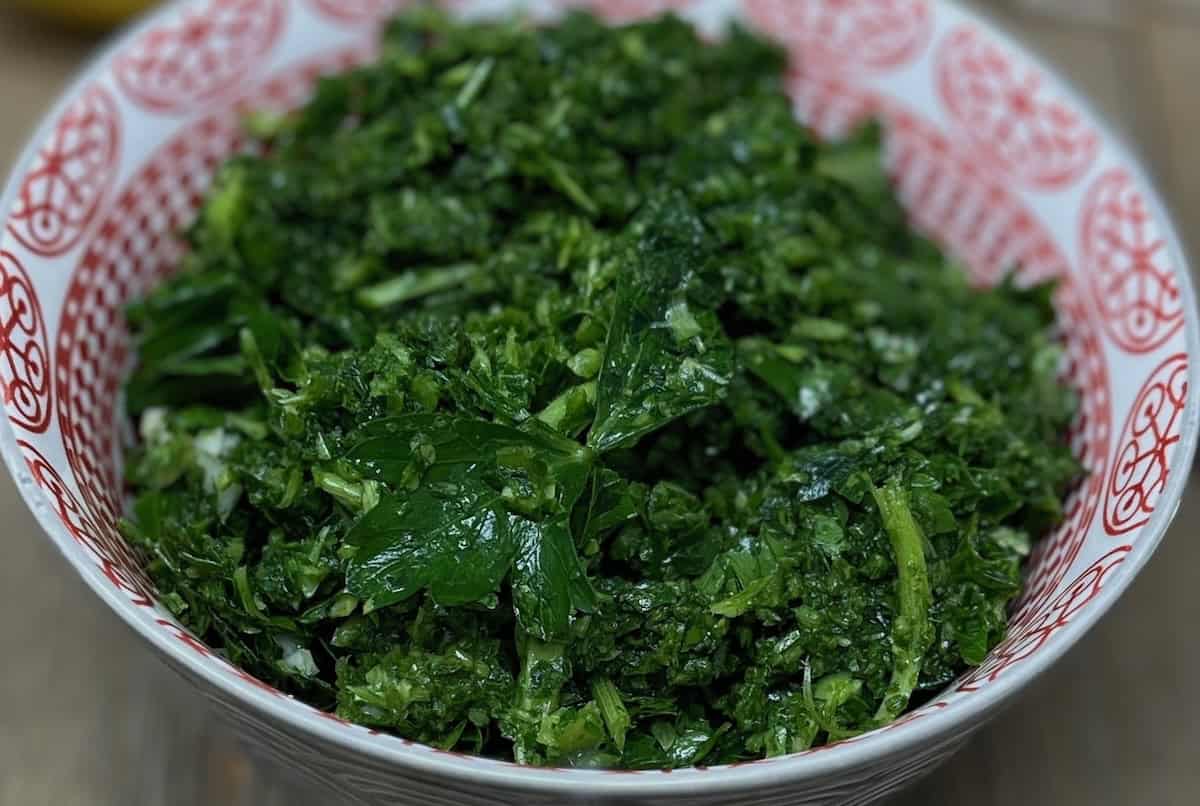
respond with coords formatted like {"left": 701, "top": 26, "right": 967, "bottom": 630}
{"left": 120, "top": 8, "right": 1082, "bottom": 768}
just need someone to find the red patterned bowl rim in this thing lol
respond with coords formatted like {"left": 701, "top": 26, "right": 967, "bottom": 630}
{"left": 0, "top": 0, "right": 1196, "bottom": 797}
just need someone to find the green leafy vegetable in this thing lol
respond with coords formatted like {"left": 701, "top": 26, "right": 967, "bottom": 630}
{"left": 589, "top": 193, "right": 735, "bottom": 452}
{"left": 345, "top": 475, "right": 522, "bottom": 610}
{"left": 511, "top": 518, "right": 596, "bottom": 642}
{"left": 120, "top": 5, "right": 1083, "bottom": 769}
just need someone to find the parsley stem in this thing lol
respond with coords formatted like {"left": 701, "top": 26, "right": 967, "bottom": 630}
{"left": 356, "top": 262, "right": 480, "bottom": 309}
{"left": 871, "top": 479, "right": 935, "bottom": 723}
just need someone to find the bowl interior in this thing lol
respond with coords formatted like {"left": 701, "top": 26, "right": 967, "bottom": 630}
{"left": 0, "top": 0, "right": 1195, "bottom": 791}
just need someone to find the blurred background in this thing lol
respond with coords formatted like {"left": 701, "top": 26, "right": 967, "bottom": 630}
{"left": 1, "top": 1, "right": 1198, "bottom": 804}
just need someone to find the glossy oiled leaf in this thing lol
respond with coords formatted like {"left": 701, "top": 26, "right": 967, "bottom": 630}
{"left": 589, "top": 195, "right": 734, "bottom": 452}
{"left": 345, "top": 476, "right": 519, "bottom": 609}
{"left": 511, "top": 518, "right": 596, "bottom": 642}
{"left": 347, "top": 414, "right": 592, "bottom": 507}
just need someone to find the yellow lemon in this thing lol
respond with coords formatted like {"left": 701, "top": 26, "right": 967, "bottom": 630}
{"left": 7, "top": 0, "right": 157, "bottom": 29}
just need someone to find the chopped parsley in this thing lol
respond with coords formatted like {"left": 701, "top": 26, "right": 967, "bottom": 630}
{"left": 120, "top": 6, "right": 1082, "bottom": 769}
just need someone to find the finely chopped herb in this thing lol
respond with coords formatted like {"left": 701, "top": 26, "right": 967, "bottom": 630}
{"left": 119, "top": 7, "right": 1082, "bottom": 768}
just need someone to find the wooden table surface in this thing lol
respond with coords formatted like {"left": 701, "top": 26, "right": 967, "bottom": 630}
{"left": 2, "top": 1, "right": 1199, "bottom": 804}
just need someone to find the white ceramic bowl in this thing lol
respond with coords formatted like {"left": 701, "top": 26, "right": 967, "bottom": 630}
{"left": 2, "top": 1, "right": 1196, "bottom": 804}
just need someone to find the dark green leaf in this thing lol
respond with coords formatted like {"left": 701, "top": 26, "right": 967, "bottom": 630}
{"left": 589, "top": 195, "right": 734, "bottom": 452}
{"left": 345, "top": 475, "right": 520, "bottom": 609}
{"left": 511, "top": 518, "right": 596, "bottom": 641}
